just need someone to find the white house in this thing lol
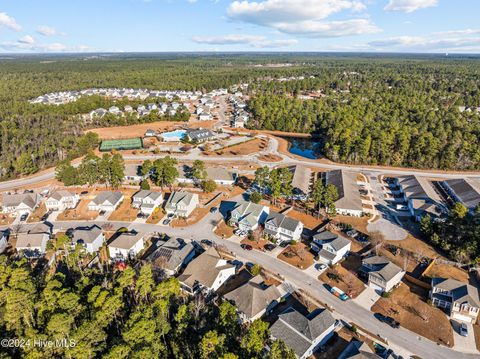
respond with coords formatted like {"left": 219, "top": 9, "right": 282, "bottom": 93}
{"left": 15, "top": 232, "right": 50, "bottom": 258}
{"left": 229, "top": 201, "right": 269, "bottom": 231}
{"left": 88, "top": 191, "right": 124, "bottom": 212}
{"left": 1, "top": 193, "right": 41, "bottom": 216}
{"left": 311, "top": 229, "right": 351, "bottom": 265}
{"left": 198, "top": 112, "right": 213, "bottom": 121}
{"left": 264, "top": 211, "right": 303, "bottom": 244}
{"left": 0, "top": 230, "right": 8, "bottom": 254}
{"left": 108, "top": 232, "right": 146, "bottom": 260}
{"left": 45, "top": 190, "right": 80, "bottom": 211}
{"left": 132, "top": 190, "right": 163, "bottom": 216}
{"left": 430, "top": 278, "right": 480, "bottom": 324}
{"left": 71, "top": 225, "right": 105, "bottom": 254}
{"left": 359, "top": 255, "right": 405, "bottom": 293}
{"left": 178, "top": 246, "right": 236, "bottom": 294}
{"left": 123, "top": 164, "right": 145, "bottom": 184}
{"left": 270, "top": 307, "right": 337, "bottom": 359}
{"left": 164, "top": 192, "right": 199, "bottom": 218}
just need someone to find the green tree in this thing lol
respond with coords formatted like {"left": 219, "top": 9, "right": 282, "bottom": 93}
{"left": 55, "top": 160, "right": 80, "bottom": 186}
{"left": 201, "top": 179, "right": 217, "bottom": 193}
{"left": 140, "top": 159, "right": 153, "bottom": 176}
{"left": 140, "top": 179, "right": 150, "bottom": 190}
{"left": 191, "top": 160, "right": 207, "bottom": 182}
{"left": 269, "top": 340, "right": 296, "bottom": 359}
{"left": 15, "top": 153, "right": 37, "bottom": 175}
{"left": 200, "top": 330, "right": 226, "bottom": 359}
{"left": 250, "top": 191, "right": 262, "bottom": 204}
{"left": 254, "top": 166, "right": 270, "bottom": 188}
{"left": 152, "top": 156, "right": 178, "bottom": 188}
{"left": 241, "top": 320, "right": 269, "bottom": 356}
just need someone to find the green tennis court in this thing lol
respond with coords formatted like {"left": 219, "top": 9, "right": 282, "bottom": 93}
{"left": 99, "top": 138, "right": 143, "bottom": 151}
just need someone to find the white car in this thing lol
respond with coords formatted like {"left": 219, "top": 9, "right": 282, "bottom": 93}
{"left": 316, "top": 263, "right": 327, "bottom": 271}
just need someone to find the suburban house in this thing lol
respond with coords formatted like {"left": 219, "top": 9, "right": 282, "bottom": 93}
{"left": 396, "top": 175, "right": 445, "bottom": 221}
{"left": 186, "top": 128, "right": 216, "bottom": 143}
{"left": 264, "top": 211, "right": 304, "bottom": 244}
{"left": 324, "top": 170, "right": 364, "bottom": 217}
{"left": 164, "top": 191, "right": 199, "bottom": 218}
{"left": 123, "top": 164, "right": 145, "bottom": 184}
{"left": 88, "top": 191, "right": 124, "bottom": 212}
{"left": 359, "top": 255, "right": 405, "bottom": 293}
{"left": 440, "top": 178, "right": 480, "bottom": 213}
{"left": 71, "top": 225, "right": 105, "bottom": 253}
{"left": 1, "top": 193, "right": 41, "bottom": 216}
{"left": 132, "top": 190, "right": 163, "bottom": 216}
{"left": 177, "top": 166, "right": 237, "bottom": 186}
{"left": 270, "top": 307, "right": 337, "bottom": 359}
{"left": 178, "top": 246, "right": 235, "bottom": 294}
{"left": 229, "top": 201, "right": 270, "bottom": 231}
{"left": 15, "top": 223, "right": 52, "bottom": 258}
{"left": 148, "top": 237, "right": 196, "bottom": 276}
{"left": 108, "top": 231, "right": 146, "bottom": 260}
{"left": 224, "top": 275, "right": 282, "bottom": 323}
{"left": 291, "top": 165, "right": 312, "bottom": 196}
{"left": 311, "top": 229, "right": 351, "bottom": 265}
{"left": 430, "top": 277, "right": 480, "bottom": 324}
{"left": 338, "top": 340, "right": 381, "bottom": 359}
{"left": 45, "top": 190, "right": 80, "bottom": 211}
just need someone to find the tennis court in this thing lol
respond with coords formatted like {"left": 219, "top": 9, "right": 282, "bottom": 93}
{"left": 99, "top": 138, "right": 143, "bottom": 151}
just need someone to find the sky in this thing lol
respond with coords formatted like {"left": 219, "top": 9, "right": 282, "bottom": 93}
{"left": 1, "top": 0, "right": 480, "bottom": 53}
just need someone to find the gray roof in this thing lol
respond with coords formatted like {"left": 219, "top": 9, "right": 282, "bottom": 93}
{"left": 133, "top": 190, "right": 162, "bottom": 201}
{"left": 270, "top": 307, "right": 335, "bottom": 358}
{"left": 431, "top": 278, "right": 480, "bottom": 308}
{"left": 398, "top": 175, "right": 440, "bottom": 201}
{"left": 48, "top": 190, "right": 76, "bottom": 201}
{"left": 363, "top": 256, "right": 404, "bottom": 282}
{"left": 2, "top": 193, "right": 39, "bottom": 209}
{"left": 291, "top": 165, "right": 312, "bottom": 194}
{"left": 443, "top": 178, "right": 480, "bottom": 210}
{"left": 149, "top": 237, "right": 194, "bottom": 271}
{"left": 16, "top": 233, "right": 48, "bottom": 249}
{"left": 28, "top": 222, "right": 52, "bottom": 235}
{"left": 231, "top": 201, "right": 267, "bottom": 227}
{"left": 178, "top": 247, "right": 234, "bottom": 289}
{"left": 325, "top": 170, "right": 363, "bottom": 211}
{"left": 338, "top": 340, "right": 380, "bottom": 359}
{"left": 165, "top": 191, "right": 197, "bottom": 208}
{"left": 124, "top": 164, "right": 142, "bottom": 177}
{"left": 187, "top": 128, "right": 215, "bottom": 141}
{"left": 72, "top": 225, "right": 103, "bottom": 244}
{"left": 224, "top": 275, "right": 281, "bottom": 319}
{"left": 109, "top": 232, "right": 144, "bottom": 250}
{"left": 314, "top": 230, "right": 351, "bottom": 251}
{"left": 265, "top": 211, "right": 301, "bottom": 232}
{"left": 91, "top": 191, "right": 123, "bottom": 206}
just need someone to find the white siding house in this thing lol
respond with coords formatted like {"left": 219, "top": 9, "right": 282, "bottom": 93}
{"left": 45, "top": 190, "right": 80, "bottom": 211}
{"left": 132, "top": 190, "right": 163, "bottom": 215}
{"left": 164, "top": 192, "right": 199, "bottom": 218}
{"left": 264, "top": 211, "right": 303, "bottom": 244}
{"left": 108, "top": 232, "right": 146, "bottom": 260}
{"left": 88, "top": 191, "right": 124, "bottom": 212}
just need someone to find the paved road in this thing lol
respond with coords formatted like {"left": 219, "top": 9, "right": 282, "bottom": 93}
{"left": 4, "top": 213, "right": 477, "bottom": 359}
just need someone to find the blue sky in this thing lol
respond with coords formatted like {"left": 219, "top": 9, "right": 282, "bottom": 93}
{"left": 1, "top": 0, "right": 479, "bottom": 53}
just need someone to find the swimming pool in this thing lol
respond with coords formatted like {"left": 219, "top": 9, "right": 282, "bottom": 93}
{"left": 161, "top": 130, "right": 186, "bottom": 142}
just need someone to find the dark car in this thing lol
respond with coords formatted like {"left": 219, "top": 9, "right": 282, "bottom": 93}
{"left": 163, "top": 218, "right": 171, "bottom": 226}
{"left": 19, "top": 213, "right": 29, "bottom": 222}
{"left": 209, "top": 206, "right": 218, "bottom": 213}
{"left": 264, "top": 243, "right": 276, "bottom": 251}
{"left": 201, "top": 239, "right": 213, "bottom": 247}
{"left": 241, "top": 244, "right": 253, "bottom": 251}
{"left": 80, "top": 191, "right": 89, "bottom": 196}
{"left": 374, "top": 313, "right": 400, "bottom": 328}
{"left": 41, "top": 211, "right": 51, "bottom": 221}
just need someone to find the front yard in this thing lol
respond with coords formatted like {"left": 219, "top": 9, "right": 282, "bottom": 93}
{"left": 213, "top": 220, "right": 234, "bottom": 238}
{"left": 371, "top": 282, "right": 454, "bottom": 347}
{"left": 0, "top": 213, "right": 14, "bottom": 226}
{"left": 108, "top": 198, "right": 139, "bottom": 222}
{"left": 27, "top": 203, "right": 48, "bottom": 223}
{"left": 146, "top": 208, "right": 165, "bottom": 224}
{"left": 277, "top": 242, "right": 315, "bottom": 270}
{"left": 57, "top": 198, "right": 99, "bottom": 221}
{"left": 319, "top": 256, "right": 366, "bottom": 299}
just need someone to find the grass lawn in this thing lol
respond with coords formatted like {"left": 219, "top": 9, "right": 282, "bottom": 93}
{"left": 171, "top": 207, "right": 209, "bottom": 227}
{"left": 57, "top": 198, "right": 99, "bottom": 221}
{"left": 108, "top": 198, "right": 139, "bottom": 222}
{"left": 319, "top": 256, "right": 365, "bottom": 299}
{"left": 425, "top": 263, "right": 469, "bottom": 283}
{"left": 277, "top": 242, "right": 315, "bottom": 270}
{"left": 27, "top": 203, "right": 48, "bottom": 223}
{"left": 371, "top": 282, "right": 454, "bottom": 347}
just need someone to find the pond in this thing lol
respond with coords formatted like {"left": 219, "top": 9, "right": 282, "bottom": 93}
{"left": 282, "top": 136, "right": 323, "bottom": 159}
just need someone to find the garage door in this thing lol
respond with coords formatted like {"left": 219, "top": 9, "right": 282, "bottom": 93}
{"left": 369, "top": 282, "right": 384, "bottom": 293}
{"left": 452, "top": 312, "right": 473, "bottom": 323}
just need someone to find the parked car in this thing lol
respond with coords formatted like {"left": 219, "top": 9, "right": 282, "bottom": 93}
{"left": 80, "top": 191, "right": 89, "bottom": 196}
{"left": 163, "top": 218, "right": 171, "bottom": 226}
{"left": 330, "top": 286, "right": 349, "bottom": 301}
{"left": 459, "top": 322, "right": 468, "bottom": 337}
{"left": 241, "top": 244, "right": 253, "bottom": 251}
{"left": 41, "top": 211, "right": 51, "bottom": 221}
{"left": 99, "top": 210, "right": 106, "bottom": 216}
{"left": 201, "top": 239, "right": 213, "bottom": 247}
{"left": 209, "top": 206, "right": 218, "bottom": 214}
{"left": 374, "top": 313, "right": 400, "bottom": 328}
{"left": 316, "top": 263, "right": 327, "bottom": 271}
{"left": 167, "top": 213, "right": 175, "bottom": 219}
{"left": 264, "top": 243, "right": 276, "bottom": 251}
{"left": 19, "top": 213, "right": 29, "bottom": 222}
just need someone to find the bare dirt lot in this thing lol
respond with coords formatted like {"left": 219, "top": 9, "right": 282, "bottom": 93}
{"left": 57, "top": 198, "right": 99, "bottom": 221}
{"left": 108, "top": 196, "right": 138, "bottom": 222}
{"left": 371, "top": 282, "right": 454, "bottom": 347}
{"left": 319, "top": 256, "right": 365, "bottom": 299}
{"left": 277, "top": 242, "right": 315, "bottom": 270}
{"left": 425, "top": 263, "right": 470, "bottom": 283}
{"left": 87, "top": 121, "right": 184, "bottom": 139}
{"left": 203, "top": 138, "right": 268, "bottom": 157}
{"left": 27, "top": 203, "right": 48, "bottom": 223}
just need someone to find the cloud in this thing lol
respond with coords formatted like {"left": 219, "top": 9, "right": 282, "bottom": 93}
{"left": 18, "top": 35, "right": 35, "bottom": 44}
{"left": 0, "top": 12, "right": 21, "bottom": 31}
{"left": 36, "top": 25, "right": 58, "bottom": 36}
{"left": 0, "top": 41, "right": 67, "bottom": 52}
{"left": 191, "top": 34, "right": 298, "bottom": 48}
{"left": 384, "top": 0, "right": 438, "bottom": 13}
{"left": 226, "top": 0, "right": 379, "bottom": 37}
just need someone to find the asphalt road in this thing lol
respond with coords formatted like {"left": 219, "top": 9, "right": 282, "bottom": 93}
{"left": 4, "top": 212, "right": 477, "bottom": 359}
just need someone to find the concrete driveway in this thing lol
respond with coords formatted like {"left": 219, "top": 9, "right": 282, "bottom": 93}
{"left": 354, "top": 287, "right": 380, "bottom": 310}
{"left": 451, "top": 321, "right": 478, "bottom": 354}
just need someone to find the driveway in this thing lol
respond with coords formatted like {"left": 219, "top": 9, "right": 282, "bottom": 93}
{"left": 451, "top": 321, "right": 478, "bottom": 354}
{"left": 354, "top": 287, "right": 380, "bottom": 310}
